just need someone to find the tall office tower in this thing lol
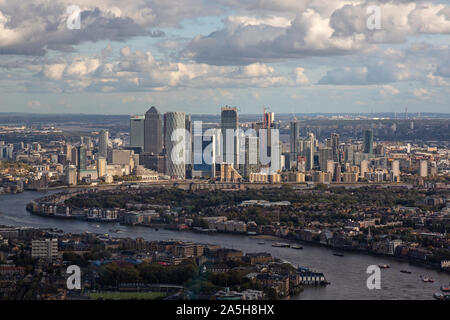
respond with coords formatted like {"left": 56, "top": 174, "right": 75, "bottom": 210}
{"left": 130, "top": 115, "right": 145, "bottom": 151}
{"left": 319, "top": 147, "right": 333, "bottom": 172}
{"left": 392, "top": 160, "right": 400, "bottom": 179}
{"left": 65, "top": 165, "right": 77, "bottom": 186}
{"left": 290, "top": 121, "right": 299, "bottom": 168}
{"left": 193, "top": 135, "right": 216, "bottom": 179}
{"left": 221, "top": 106, "right": 239, "bottom": 166}
{"left": 264, "top": 111, "right": 274, "bottom": 126}
{"left": 419, "top": 160, "right": 428, "bottom": 177}
{"left": 65, "top": 143, "right": 73, "bottom": 162}
{"left": 363, "top": 129, "right": 374, "bottom": 154}
{"left": 77, "top": 146, "right": 87, "bottom": 170}
{"left": 243, "top": 135, "right": 259, "bottom": 178}
{"left": 83, "top": 136, "right": 92, "bottom": 150}
{"left": 71, "top": 147, "right": 78, "bottom": 166}
{"left": 326, "top": 160, "right": 335, "bottom": 176}
{"left": 331, "top": 133, "right": 340, "bottom": 163}
{"left": 98, "top": 130, "right": 109, "bottom": 158}
{"left": 97, "top": 157, "right": 107, "bottom": 178}
{"left": 360, "top": 160, "right": 369, "bottom": 178}
{"left": 333, "top": 162, "right": 342, "bottom": 182}
{"left": 344, "top": 145, "right": 354, "bottom": 164}
{"left": 164, "top": 112, "right": 186, "bottom": 179}
{"left": 185, "top": 115, "right": 193, "bottom": 178}
{"left": 303, "top": 133, "right": 315, "bottom": 171}
{"left": 144, "top": 106, "right": 163, "bottom": 155}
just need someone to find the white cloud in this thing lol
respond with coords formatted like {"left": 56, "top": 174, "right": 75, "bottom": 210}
{"left": 380, "top": 85, "right": 400, "bottom": 96}
{"left": 413, "top": 88, "right": 429, "bottom": 97}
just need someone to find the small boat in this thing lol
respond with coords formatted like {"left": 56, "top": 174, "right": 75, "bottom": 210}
{"left": 291, "top": 245, "right": 303, "bottom": 250}
{"left": 333, "top": 253, "right": 344, "bottom": 257}
{"left": 400, "top": 270, "right": 412, "bottom": 274}
{"left": 378, "top": 264, "right": 390, "bottom": 269}
{"left": 440, "top": 285, "right": 450, "bottom": 292}
{"left": 434, "top": 292, "right": 450, "bottom": 300}
{"left": 95, "top": 225, "right": 100, "bottom": 228}
{"left": 272, "top": 242, "right": 290, "bottom": 248}
{"left": 420, "top": 275, "right": 434, "bottom": 283}
{"left": 257, "top": 241, "right": 265, "bottom": 245}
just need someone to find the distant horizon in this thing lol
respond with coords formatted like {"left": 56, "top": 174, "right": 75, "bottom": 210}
{"left": 1, "top": 111, "right": 450, "bottom": 117}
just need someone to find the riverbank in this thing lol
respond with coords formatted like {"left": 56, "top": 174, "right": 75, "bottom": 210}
{"left": 1, "top": 190, "right": 449, "bottom": 300}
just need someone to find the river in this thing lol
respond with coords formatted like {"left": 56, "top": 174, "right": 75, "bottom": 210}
{"left": 0, "top": 191, "right": 449, "bottom": 300}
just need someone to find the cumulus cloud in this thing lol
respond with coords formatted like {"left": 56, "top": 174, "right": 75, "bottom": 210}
{"left": 185, "top": 1, "right": 450, "bottom": 65}
{"left": 380, "top": 85, "right": 400, "bottom": 95}
{"left": 17, "top": 47, "right": 307, "bottom": 92}
{"left": 412, "top": 88, "right": 429, "bottom": 97}
{"left": 0, "top": 0, "right": 223, "bottom": 55}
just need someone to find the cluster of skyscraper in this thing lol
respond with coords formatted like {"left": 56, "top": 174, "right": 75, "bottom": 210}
{"left": 129, "top": 106, "right": 283, "bottom": 180}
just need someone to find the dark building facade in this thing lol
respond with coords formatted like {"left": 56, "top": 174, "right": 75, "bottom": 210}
{"left": 144, "top": 106, "right": 163, "bottom": 155}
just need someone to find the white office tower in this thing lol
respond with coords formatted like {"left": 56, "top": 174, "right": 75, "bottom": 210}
{"left": 164, "top": 112, "right": 186, "bottom": 179}
{"left": 360, "top": 160, "right": 369, "bottom": 178}
{"left": 419, "top": 160, "right": 428, "bottom": 177}
{"left": 392, "top": 160, "right": 400, "bottom": 177}
{"left": 65, "top": 165, "right": 77, "bottom": 185}
{"left": 391, "top": 160, "right": 400, "bottom": 182}
{"left": 98, "top": 130, "right": 109, "bottom": 158}
{"left": 97, "top": 157, "right": 107, "bottom": 177}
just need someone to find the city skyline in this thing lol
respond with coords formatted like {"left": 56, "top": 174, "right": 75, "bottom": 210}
{"left": 0, "top": 1, "right": 449, "bottom": 114}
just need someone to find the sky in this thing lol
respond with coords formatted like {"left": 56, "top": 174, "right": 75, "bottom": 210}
{"left": 0, "top": 0, "right": 449, "bottom": 115}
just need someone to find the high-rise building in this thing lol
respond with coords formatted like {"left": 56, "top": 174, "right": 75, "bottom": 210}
{"left": 360, "top": 160, "right": 369, "bottom": 178}
{"left": 363, "top": 129, "right": 374, "bottom": 154}
{"left": 344, "top": 145, "right": 354, "bottom": 164}
{"left": 319, "top": 147, "right": 333, "bottom": 172}
{"left": 193, "top": 135, "right": 216, "bottom": 179}
{"left": 290, "top": 121, "right": 299, "bottom": 168}
{"left": 185, "top": 115, "right": 193, "bottom": 178}
{"left": 144, "top": 106, "right": 163, "bottom": 155}
{"left": 331, "top": 133, "right": 340, "bottom": 163}
{"left": 98, "top": 130, "right": 109, "bottom": 158}
{"left": 77, "top": 146, "right": 87, "bottom": 170}
{"left": 264, "top": 111, "right": 274, "bottom": 127}
{"left": 243, "top": 135, "right": 259, "bottom": 178}
{"left": 97, "top": 157, "right": 107, "bottom": 178}
{"left": 65, "top": 143, "right": 73, "bottom": 162}
{"left": 221, "top": 106, "right": 239, "bottom": 166}
{"left": 392, "top": 160, "right": 400, "bottom": 177}
{"left": 419, "top": 160, "right": 428, "bottom": 177}
{"left": 301, "top": 133, "right": 315, "bottom": 171}
{"left": 334, "top": 162, "right": 341, "bottom": 182}
{"left": 130, "top": 115, "right": 145, "bottom": 151}
{"left": 65, "top": 165, "right": 77, "bottom": 186}
{"left": 164, "top": 112, "right": 186, "bottom": 179}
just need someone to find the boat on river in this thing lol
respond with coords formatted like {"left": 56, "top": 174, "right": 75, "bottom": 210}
{"left": 400, "top": 270, "right": 412, "bottom": 274}
{"left": 272, "top": 242, "right": 290, "bottom": 248}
